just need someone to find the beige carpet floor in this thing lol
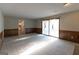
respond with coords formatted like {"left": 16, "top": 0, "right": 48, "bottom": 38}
{"left": 0, "top": 34, "right": 79, "bottom": 55}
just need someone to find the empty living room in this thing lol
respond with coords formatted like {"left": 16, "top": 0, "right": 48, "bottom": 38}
{"left": 0, "top": 2, "right": 79, "bottom": 56}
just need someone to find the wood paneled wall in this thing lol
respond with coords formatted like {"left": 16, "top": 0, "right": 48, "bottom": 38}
{"left": 4, "top": 28, "right": 42, "bottom": 37}
{"left": 0, "top": 32, "right": 4, "bottom": 39}
{"left": 25, "top": 28, "right": 42, "bottom": 34}
{"left": 35, "top": 28, "right": 42, "bottom": 34}
{"left": 0, "top": 31, "right": 4, "bottom": 49}
{"left": 25, "top": 28, "right": 35, "bottom": 34}
{"left": 59, "top": 30, "right": 79, "bottom": 43}
{"left": 4, "top": 29, "right": 18, "bottom": 37}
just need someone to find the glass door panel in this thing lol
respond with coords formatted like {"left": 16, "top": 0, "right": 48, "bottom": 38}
{"left": 42, "top": 19, "right": 59, "bottom": 38}
{"left": 49, "top": 19, "right": 59, "bottom": 37}
{"left": 42, "top": 20, "right": 49, "bottom": 35}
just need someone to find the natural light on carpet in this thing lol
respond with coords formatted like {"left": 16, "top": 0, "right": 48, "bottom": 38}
{"left": 15, "top": 36, "right": 32, "bottom": 42}
{"left": 19, "top": 37, "right": 57, "bottom": 55}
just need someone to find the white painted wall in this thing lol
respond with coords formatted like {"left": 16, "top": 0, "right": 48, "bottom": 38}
{"left": 60, "top": 11, "right": 79, "bottom": 31}
{"left": 4, "top": 16, "right": 37, "bottom": 29}
{"left": 24, "top": 20, "right": 36, "bottom": 28}
{"left": 0, "top": 10, "right": 4, "bottom": 32}
{"left": 5, "top": 11, "right": 79, "bottom": 32}
{"left": 36, "top": 11, "right": 79, "bottom": 32}
{"left": 36, "top": 20, "right": 42, "bottom": 28}
{"left": 4, "top": 16, "right": 18, "bottom": 29}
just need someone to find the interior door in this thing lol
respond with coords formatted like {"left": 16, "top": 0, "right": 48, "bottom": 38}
{"left": 49, "top": 19, "right": 59, "bottom": 37}
{"left": 42, "top": 20, "right": 49, "bottom": 35}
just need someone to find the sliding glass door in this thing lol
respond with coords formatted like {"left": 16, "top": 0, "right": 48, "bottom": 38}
{"left": 49, "top": 19, "right": 59, "bottom": 37}
{"left": 42, "top": 19, "right": 59, "bottom": 38}
{"left": 42, "top": 20, "right": 49, "bottom": 35}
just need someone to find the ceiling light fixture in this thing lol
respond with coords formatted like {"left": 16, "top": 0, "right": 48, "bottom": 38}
{"left": 64, "top": 3, "right": 71, "bottom": 7}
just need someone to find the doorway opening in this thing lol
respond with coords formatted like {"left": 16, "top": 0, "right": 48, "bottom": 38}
{"left": 42, "top": 19, "right": 59, "bottom": 38}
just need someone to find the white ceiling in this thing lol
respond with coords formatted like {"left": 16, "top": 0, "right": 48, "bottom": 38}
{"left": 0, "top": 3, "right": 79, "bottom": 19}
